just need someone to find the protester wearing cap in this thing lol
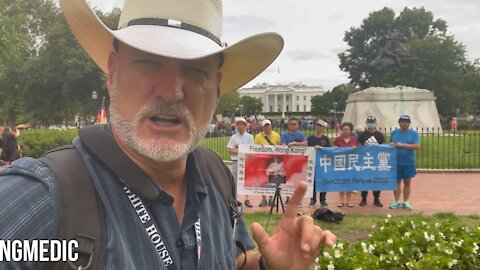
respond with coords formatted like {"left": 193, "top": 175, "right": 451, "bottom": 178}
{"left": 389, "top": 114, "right": 420, "bottom": 211}
{"left": 307, "top": 120, "right": 331, "bottom": 208}
{"left": 357, "top": 116, "right": 385, "bottom": 207}
{"left": 254, "top": 119, "right": 281, "bottom": 207}
{"left": 0, "top": 0, "right": 336, "bottom": 268}
{"left": 227, "top": 117, "right": 254, "bottom": 208}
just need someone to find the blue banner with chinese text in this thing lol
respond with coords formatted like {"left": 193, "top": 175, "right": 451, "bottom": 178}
{"left": 314, "top": 145, "right": 397, "bottom": 192}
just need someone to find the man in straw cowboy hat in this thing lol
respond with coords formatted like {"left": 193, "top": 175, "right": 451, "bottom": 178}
{"left": 0, "top": 0, "right": 335, "bottom": 269}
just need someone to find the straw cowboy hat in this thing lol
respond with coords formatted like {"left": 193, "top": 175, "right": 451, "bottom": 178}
{"left": 60, "top": 0, "right": 284, "bottom": 96}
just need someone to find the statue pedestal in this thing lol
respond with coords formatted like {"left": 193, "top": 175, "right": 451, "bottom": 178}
{"left": 342, "top": 86, "right": 443, "bottom": 133}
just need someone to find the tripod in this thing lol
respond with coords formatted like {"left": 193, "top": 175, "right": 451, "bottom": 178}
{"left": 265, "top": 183, "right": 285, "bottom": 230}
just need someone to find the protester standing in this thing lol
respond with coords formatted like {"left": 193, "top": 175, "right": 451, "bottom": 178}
{"left": 281, "top": 117, "right": 307, "bottom": 205}
{"left": 227, "top": 117, "right": 254, "bottom": 207}
{"left": 333, "top": 122, "right": 358, "bottom": 208}
{"left": 357, "top": 116, "right": 385, "bottom": 207}
{"left": 389, "top": 114, "right": 420, "bottom": 211}
{"left": 254, "top": 119, "right": 281, "bottom": 207}
{"left": 307, "top": 120, "right": 331, "bottom": 208}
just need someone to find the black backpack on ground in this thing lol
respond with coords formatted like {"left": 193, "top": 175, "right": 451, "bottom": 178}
{"left": 39, "top": 124, "right": 238, "bottom": 270}
{"left": 312, "top": 208, "right": 345, "bottom": 223}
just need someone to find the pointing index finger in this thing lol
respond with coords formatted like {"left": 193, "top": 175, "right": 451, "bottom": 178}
{"left": 281, "top": 181, "right": 307, "bottom": 219}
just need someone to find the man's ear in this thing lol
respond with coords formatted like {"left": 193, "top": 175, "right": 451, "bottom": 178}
{"left": 106, "top": 51, "right": 118, "bottom": 96}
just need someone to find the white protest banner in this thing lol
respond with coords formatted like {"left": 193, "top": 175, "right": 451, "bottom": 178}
{"left": 237, "top": 145, "right": 315, "bottom": 196}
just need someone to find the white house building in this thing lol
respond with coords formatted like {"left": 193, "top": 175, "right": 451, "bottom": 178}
{"left": 238, "top": 83, "right": 326, "bottom": 113}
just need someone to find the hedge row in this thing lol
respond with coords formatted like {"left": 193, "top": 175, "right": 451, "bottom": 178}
{"left": 19, "top": 129, "right": 79, "bottom": 158}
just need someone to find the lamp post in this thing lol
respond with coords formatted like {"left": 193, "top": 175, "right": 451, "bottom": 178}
{"left": 92, "top": 90, "right": 98, "bottom": 124}
{"left": 333, "top": 101, "right": 338, "bottom": 122}
{"left": 239, "top": 104, "right": 244, "bottom": 116}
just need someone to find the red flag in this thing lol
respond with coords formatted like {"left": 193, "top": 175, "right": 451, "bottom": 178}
{"left": 96, "top": 97, "right": 107, "bottom": 124}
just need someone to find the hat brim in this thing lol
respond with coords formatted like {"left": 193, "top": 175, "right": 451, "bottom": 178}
{"left": 60, "top": 0, "right": 284, "bottom": 96}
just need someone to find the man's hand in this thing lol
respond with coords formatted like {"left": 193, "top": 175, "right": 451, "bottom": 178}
{"left": 251, "top": 182, "right": 336, "bottom": 270}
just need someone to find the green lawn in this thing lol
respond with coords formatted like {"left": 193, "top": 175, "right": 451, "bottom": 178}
{"left": 242, "top": 212, "right": 480, "bottom": 244}
{"left": 200, "top": 130, "right": 480, "bottom": 169}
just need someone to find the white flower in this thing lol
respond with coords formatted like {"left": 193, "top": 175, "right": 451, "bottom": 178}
{"left": 371, "top": 224, "right": 376, "bottom": 228}
{"left": 422, "top": 221, "right": 427, "bottom": 226}
{"left": 473, "top": 243, "right": 479, "bottom": 254}
{"left": 389, "top": 250, "right": 394, "bottom": 255}
{"left": 335, "top": 243, "right": 344, "bottom": 250}
{"left": 452, "top": 240, "right": 463, "bottom": 247}
{"left": 399, "top": 247, "right": 404, "bottom": 254}
{"left": 387, "top": 239, "right": 393, "bottom": 244}
{"left": 405, "top": 262, "right": 414, "bottom": 269}
{"left": 361, "top": 242, "right": 368, "bottom": 254}
{"left": 327, "top": 261, "right": 335, "bottom": 270}
{"left": 380, "top": 255, "right": 384, "bottom": 261}
{"left": 315, "top": 257, "right": 319, "bottom": 263}
{"left": 334, "top": 249, "right": 341, "bottom": 258}
{"left": 368, "top": 244, "right": 375, "bottom": 253}
{"left": 404, "top": 232, "right": 411, "bottom": 237}
{"left": 447, "top": 259, "right": 458, "bottom": 268}
{"left": 384, "top": 219, "right": 389, "bottom": 224}
{"left": 393, "top": 256, "right": 398, "bottom": 261}
{"left": 368, "top": 234, "right": 372, "bottom": 238}
{"left": 439, "top": 232, "right": 445, "bottom": 239}
{"left": 380, "top": 226, "right": 384, "bottom": 231}
{"left": 323, "top": 251, "right": 332, "bottom": 259}
{"left": 445, "top": 249, "right": 453, "bottom": 255}
{"left": 354, "top": 268, "right": 362, "bottom": 270}
{"left": 387, "top": 214, "right": 392, "bottom": 218}
{"left": 435, "top": 222, "right": 440, "bottom": 228}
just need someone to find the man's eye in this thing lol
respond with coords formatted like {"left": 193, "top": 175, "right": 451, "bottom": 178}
{"left": 183, "top": 64, "right": 210, "bottom": 78}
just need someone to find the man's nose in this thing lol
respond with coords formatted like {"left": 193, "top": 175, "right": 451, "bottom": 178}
{"left": 152, "top": 61, "right": 185, "bottom": 102}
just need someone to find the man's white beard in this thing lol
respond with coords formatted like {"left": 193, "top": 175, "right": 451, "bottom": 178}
{"left": 109, "top": 78, "right": 210, "bottom": 162}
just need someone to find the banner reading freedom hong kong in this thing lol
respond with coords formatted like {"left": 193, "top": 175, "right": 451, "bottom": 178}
{"left": 315, "top": 145, "right": 397, "bottom": 192}
{"left": 237, "top": 145, "right": 315, "bottom": 196}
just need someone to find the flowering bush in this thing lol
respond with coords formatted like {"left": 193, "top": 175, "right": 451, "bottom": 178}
{"left": 316, "top": 215, "right": 480, "bottom": 269}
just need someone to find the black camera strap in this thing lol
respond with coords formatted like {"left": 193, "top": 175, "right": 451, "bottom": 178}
{"left": 263, "top": 134, "right": 275, "bottom": 146}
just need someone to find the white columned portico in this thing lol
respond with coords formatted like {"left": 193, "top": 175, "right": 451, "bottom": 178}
{"left": 283, "top": 93, "right": 286, "bottom": 112}
{"left": 265, "top": 94, "right": 269, "bottom": 112}
{"left": 274, "top": 94, "right": 278, "bottom": 112}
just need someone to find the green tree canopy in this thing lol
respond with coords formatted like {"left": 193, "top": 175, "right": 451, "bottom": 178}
{"left": 238, "top": 95, "right": 263, "bottom": 116}
{"left": 338, "top": 7, "right": 480, "bottom": 115}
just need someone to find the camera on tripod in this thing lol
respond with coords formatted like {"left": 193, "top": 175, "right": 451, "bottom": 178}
{"left": 268, "top": 174, "right": 286, "bottom": 185}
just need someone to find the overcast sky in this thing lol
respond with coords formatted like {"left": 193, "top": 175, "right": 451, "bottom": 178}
{"left": 88, "top": 0, "right": 480, "bottom": 91}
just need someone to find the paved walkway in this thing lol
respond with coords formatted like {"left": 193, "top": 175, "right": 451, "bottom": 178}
{"left": 238, "top": 173, "right": 480, "bottom": 216}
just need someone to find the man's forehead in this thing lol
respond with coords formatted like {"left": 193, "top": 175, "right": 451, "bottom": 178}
{"left": 117, "top": 42, "right": 222, "bottom": 68}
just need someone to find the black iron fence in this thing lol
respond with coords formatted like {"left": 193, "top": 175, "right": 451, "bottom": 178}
{"left": 200, "top": 127, "right": 480, "bottom": 170}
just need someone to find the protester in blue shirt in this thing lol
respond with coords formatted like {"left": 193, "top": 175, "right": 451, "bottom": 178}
{"left": 389, "top": 114, "right": 420, "bottom": 211}
{"left": 0, "top": 0, "right": 336, "bottom": 269}
{"left": 281, "top": 118, "right": 307, "bottom": 146}
{"left": 281, "top": 117, "right": 307, "bottom": 205}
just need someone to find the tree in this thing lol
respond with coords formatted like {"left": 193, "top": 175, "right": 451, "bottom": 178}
{"left": 338, "top": 7, "right": 480, "bottom": 115}
{"left": 311, "top": 84, "right": 358, "bottom": 117}
{"left": 0, "top": 2, "right": 119, "bottom": 127}
{"left": 238, "top": 95, "right": 263, "bottom": 116}
{"left": 215, "top": 90, "right": 240, "bottom": 116}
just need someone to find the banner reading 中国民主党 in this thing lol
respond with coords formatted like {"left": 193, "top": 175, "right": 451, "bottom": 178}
{"left": 315, "top": 145, "right": 397, "bottom": 192}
